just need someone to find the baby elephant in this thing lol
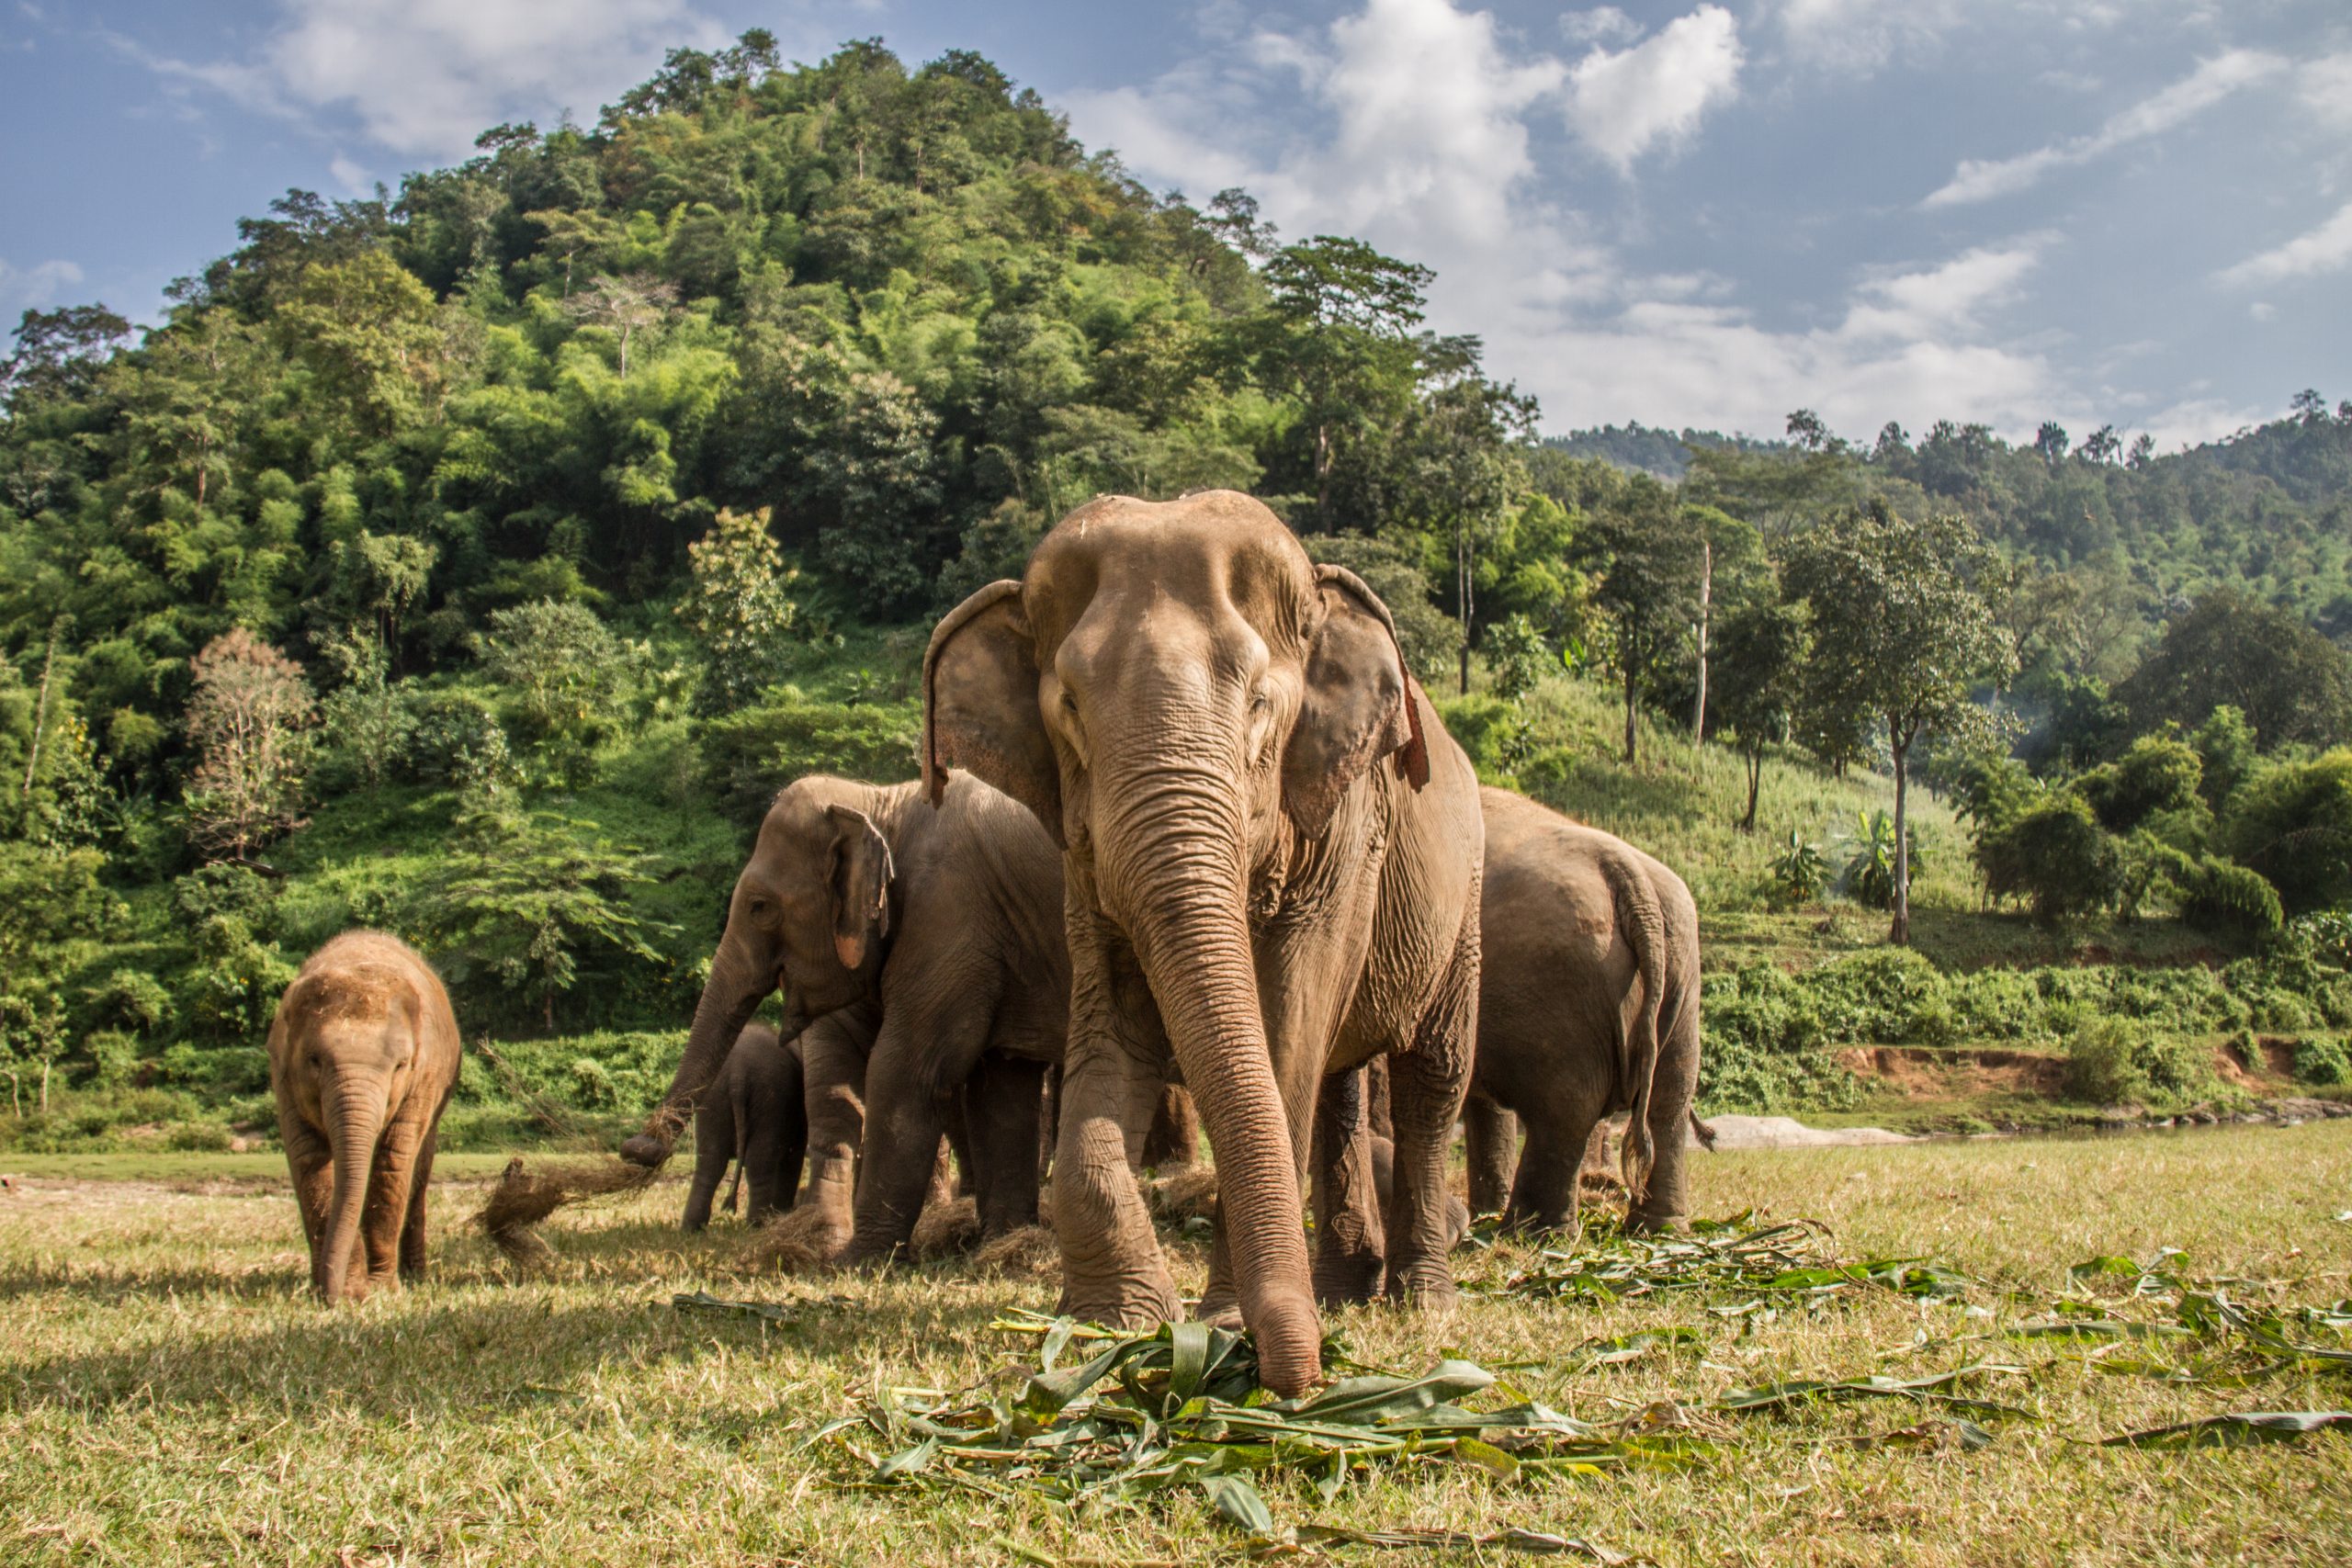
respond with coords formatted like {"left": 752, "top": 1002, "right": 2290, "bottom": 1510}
{"left": 269, "top": 931, "right": 463, "bottom": 1303}
{"left": 683, "top": 1021, "right": 808, "bottom": 1231}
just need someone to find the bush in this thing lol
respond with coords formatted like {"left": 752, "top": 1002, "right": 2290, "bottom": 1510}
{"left": 1699, "top": 962, "right": 1861, "bottom": 1113}
{"left": 1976, "top": 795, "right": 2119, "bottom": 922}
{"left": 2179, "top": 857, "right": 2284, "bottom": 940}
{"left": 2292, "top": 1034, "right": 2352, "bottom": 1088}
{"left": 1433, "top": 695, "right": 1533, "bottom": 781}
{"left": 1770, "top": 829, "right": 1827, "bottom": 904}
{"left": 2064, "top": 1017, "right": 2216, "bottom": 1107}
{"left": 165, "top": 1121, "right": 233, "bottom": 1152}
{"left": 700, "top": 694, "right": 920, "bottom": 829}
{"left": 2220, "top": 749, "right": 2352, "bottom": 915}
{"left": 2076, "top": 736, "right": 2202, "bottom": 832}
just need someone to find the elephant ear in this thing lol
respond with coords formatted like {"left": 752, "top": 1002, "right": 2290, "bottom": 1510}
{"left": 824, "top": 805, "right": 895, "bottom": 971}
{"left": 924, "top": 580, "right": 1064, "bottom": 844}
{"left": 1282, "top": 564, "right": 1430, "bottom": 836}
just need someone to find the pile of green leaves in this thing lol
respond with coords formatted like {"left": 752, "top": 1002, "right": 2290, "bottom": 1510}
{"left": 1488, "top": 1213, "right": 1978, "bottom": 1307}
{"left": 817, "top": 1310, "right": 1701, "bottom": 1542}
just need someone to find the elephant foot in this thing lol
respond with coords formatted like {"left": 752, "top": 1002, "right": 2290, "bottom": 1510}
{"left": 1501, "top": 1204, "right": 1577, "bottom": 1237}
{"left": 1313, "top": 1247, "right": 1386, "bottom": 1306}
{"left": 1442, "top": 1195, "right": 1472, "bottom": 1250}
{"left": 1384, "top": 1265, "right": 1460, "bottom": 1314}
{"left": 1194, "top": 1289, "right": 1242, "bottom": 1330}
{"left": 1625, "top": 1208, "right": 1689, "bottom": 1236}
{"left": 1059, "top": 1275, "right": 1182, "bottom": 1332}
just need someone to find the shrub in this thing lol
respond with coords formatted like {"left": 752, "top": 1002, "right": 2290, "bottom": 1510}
{"left": 1837, "top": 809, "right": 1922, "bottom": 911}
{"left": 2220, "top": 749, "right": 2352, "bottom": 915}
{"left": 700, "top": 694, "right": 920, "bottom": 829}
{"left": 2076, "top": 736, "right": 2202, "bottom": 832}
{"left": 1976, "top": 795, "right": 2119, "bottom": 923}
{"left": 1770, "top": 829, "right": 1827, "bottom": 904}
{"left": 81, "top": 1030, "right": 141, "bottom": 1089}
{"left": 407, "top": 692, "right": 510, "bottom": 785}
{"left": 2064, "top": 1018, "right": 2216, "bottom": 1106}
{"left": 165, "top": 1121, "right": 233, "bottom": 1152}
{"left": 2179, "top": 857, "right": 2284, "bottom": 940}
{"left": 2292, "top": 1034, "right": 2352, "bottom": 1088}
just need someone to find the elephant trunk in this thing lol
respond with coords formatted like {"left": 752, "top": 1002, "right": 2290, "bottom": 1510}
{"left": 1104, "top": 780, "right": 1320, "bottom": 1395}
{"left": 318, "top": 1076, "right": 386, "bottom": 1303}
{"left": 622, "top": 942, "right": 767, "bottom": 1168}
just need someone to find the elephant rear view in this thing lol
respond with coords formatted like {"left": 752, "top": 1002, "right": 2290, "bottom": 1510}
{"left": 268, "top": 931, "right": 463, "bottom": 1303}
{"left": 1464, "top": 787, "right": 1702, "bottom": 1234}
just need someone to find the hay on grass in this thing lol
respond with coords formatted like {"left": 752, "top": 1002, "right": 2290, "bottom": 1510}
{"left": 912, "top": 1195, "right": 981, "bottom": 1260}
{"left": 752, "top": 1202, "right": 846, "bottom": 1273}
{"left": 971, "top": 1223, "right": 1059, "bottom": 1278}
{"left": 475, "top": 1156, "right": 657, "bottom": 1267}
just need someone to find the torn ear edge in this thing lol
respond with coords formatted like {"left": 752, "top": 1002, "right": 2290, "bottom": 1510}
{"left": 1315, "top": 563, "right": 1430, "bottom": 792}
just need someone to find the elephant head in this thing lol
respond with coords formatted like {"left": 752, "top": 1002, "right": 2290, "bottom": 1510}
{"left": 619, "top": 777, "right": 897, "bottom": 1166}
{"left": 275, "top": 964, "right": 432, "bottom": 1303}
{"left": 923, "top": 490, "right": 1426, "bottom": 1393}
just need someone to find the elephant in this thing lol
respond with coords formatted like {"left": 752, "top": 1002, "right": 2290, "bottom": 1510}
{"left": 683, "top": 1021, "right": 808, "bottom": 1232}
{"left": 621, "top": 773, "right": 1070, "bottom": 1261}
{"left": 1460, "top": 787, "right": 1702, "bottom": 1235}
{"left": 267, "top": 931, "right": 462, "bottom": 1303}
{"left": 924, "top": 489, "right": 1485, "bottom": 1395}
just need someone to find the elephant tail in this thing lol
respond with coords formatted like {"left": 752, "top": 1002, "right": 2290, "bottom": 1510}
{"left": 1608, "top": 850, "right": 1670, "bottom": 1205}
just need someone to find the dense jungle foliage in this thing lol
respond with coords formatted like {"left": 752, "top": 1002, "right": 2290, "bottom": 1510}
{"left": 4, "top": 34, "right": 2351, "bottom": 1142}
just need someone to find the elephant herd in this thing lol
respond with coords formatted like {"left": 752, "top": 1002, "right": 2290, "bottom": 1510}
{"left": 267, "top": 491, "right": 1704, "bottom": 1396}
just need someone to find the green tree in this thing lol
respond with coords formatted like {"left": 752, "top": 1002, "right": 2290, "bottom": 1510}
{"left": 474, "top": 600, "right": 627, "bottom": 750}
{"left": 1785, "top": 502, "right": 2016, "bottom": 943}
{"left": 419, "top": 796, "right": 672, "bottom": 1032}
{"left": 1713, "top": 596, "right": 1806, "bottom": 831}
{"left": 676, "top": 505, "right": 804, "bottom": 713}
{"left": 1256, "top": 235, "right": 1431, "bottom": 525}
{"left": 1586, "top": 476, "right": 1704, "bottom": 764}
{"left": 1406, "top": 375, "right": 1536, "bottom": 694}
{"left": 2114, "top": 591, "right": 2352, "bottom": 750}
{"left": 182, "top": 628, "right": 317, "bottom": 866}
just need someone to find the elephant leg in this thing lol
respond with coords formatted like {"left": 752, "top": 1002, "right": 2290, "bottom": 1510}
{"left": 1463, "top": 1094, "right": 1519, "bottom": 1219}
{"left": 945, "top": 1092, "right": 978, "bottom": 1200}
{"left": 1505, "top": 1107, "right": 1593, "bottom": 1234}
{"left": 1140, "top": 1084, "right": 1203, "bottom": 1169}
{"left": 965, "top": 1055, "right": 1046, "bottom": 1238}
{"left": 741, "top": 1111, "right": 788, "bottom": 1227}
{"left": 399, "top": 1122, "right": 439, "bottom": 1280}
{"left": 684, "top": 1100, "right": 732, "bottom": 1232}
{"left": 1626, "top": 998, "right": 1701, "bottom": 1235}
{"left": 775, "top": 1048, "right": 809, "bottom": 1213}
{"left": 361, "top": 1115, "right": 424, "bottom": 1292}
{"left": 1309, "top": 1061, "right": 1387, "bottom": 1305}
{"left": 794, "top": 1006, "right": 878, "bottom": 1257}
{"left": 843, "top": 999, "right": 990, "bottom": 1266}
{"left": 1381, "top": 913, "right": 1479, "bottom": 1310}
{"left": 282, "top": 1113, "right": 334, "bottom": 1269}
{"left": 1052, "top": 924, "right": 1181, "bottom": 1329}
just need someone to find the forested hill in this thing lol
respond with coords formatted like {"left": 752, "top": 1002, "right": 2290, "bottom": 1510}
{"left": 1557, "top": 402, "right": 2352, "bottom": 642}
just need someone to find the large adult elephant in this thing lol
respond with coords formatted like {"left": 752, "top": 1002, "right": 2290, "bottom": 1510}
{"left": 619, "top": 773, "right": 1069, "bottom": 1258}
{"left": 1462, "top": 787, "right": 1702, "bottom": 1233}
{"left": 924, "top": 490, "right": 1484, "bottom": 1395}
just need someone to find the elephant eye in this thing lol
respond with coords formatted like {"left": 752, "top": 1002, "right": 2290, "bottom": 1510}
{"left": 1250, "top": 688, "right": 1272, "bottom": 713}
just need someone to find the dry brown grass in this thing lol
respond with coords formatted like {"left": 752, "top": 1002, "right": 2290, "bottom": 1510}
{"left": 3, "top": 1123, "right": 2348, "bottom": 1566}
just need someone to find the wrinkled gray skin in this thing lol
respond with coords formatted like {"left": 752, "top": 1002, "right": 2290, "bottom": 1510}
{"left": 622, "top": 773, "right": 1069, "bottom": 1260}
{"left": 684, "top": 1021, "right": 808, "bottom": 1231}
{"left": 925, "top": 491, "right": 1484, "bottom": 1396}
{"left": 1460, "top": 787, "right": 1702, "bottom": 1234}
{"left": 268, "top": 931, "right": 462, "bottom": 1303}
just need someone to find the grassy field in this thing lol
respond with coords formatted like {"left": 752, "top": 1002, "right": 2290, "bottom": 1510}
{"left": 6, "top": 1126, "right": 2348, "bottom": 1566}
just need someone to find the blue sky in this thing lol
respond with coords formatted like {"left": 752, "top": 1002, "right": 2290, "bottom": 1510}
{"left": 3, "top": 1, "right": 2346, "bottom": 448}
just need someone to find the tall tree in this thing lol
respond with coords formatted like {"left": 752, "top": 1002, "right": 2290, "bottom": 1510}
{"left": 182, "top": 629, "right": 317, "bottom": 867}
{"left": 1784, "top": 502, "right": 2015, "bottom": 943}
{"left": 1255, "top": 236, "right": 1430, "bottom": 526}
{"left": 2113, "top": 589, "right": 2352, "bottom": 750}
{"left": 1713, "top": 596, "right": 1806, "bottom": 832}
{"left": 1585, "top": 477, "right": 1704, "bottom": 764}
{"left": 1404, "top": 375, "right": 1536, "bottom": 693}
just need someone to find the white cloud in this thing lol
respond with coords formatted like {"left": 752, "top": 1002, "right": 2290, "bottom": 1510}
{"left": 2297, "top": 52, "right": 2352, "bottom": 133}
{"left": 1562, "top": 5, "right": 1743, "bottom": 172}
{"left": 2249, "top": 300, "right": 2275, "bottom": 321}
{"left": 1774, "top": 0, "right": 1964, "bottom": 74}
{"left": 132, "top": 0, "right": 739, "bottom": 161}
{"left": 1558, "top": 6, "right": 1641, "bottom": 47}
{"left": 1839, "top": 241, "right": 2045, "bottom": 341}
{"left": 0, "top": 257, "right": 85, "bottom": 316}
{"left": 2215, "top": 200, "right": 2352, "bottom": 287}
{"left": 327, "top": 154, "right": 374, "bottom": 195}
{"left": 1924, "top": 48, "right": 2284, "bottom": 208}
